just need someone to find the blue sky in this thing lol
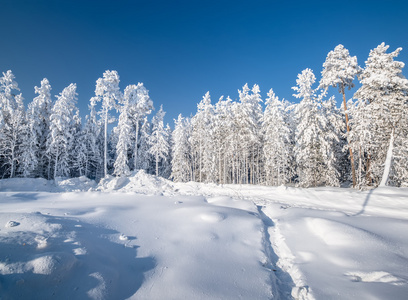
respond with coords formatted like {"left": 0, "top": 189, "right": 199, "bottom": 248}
{"left": 1, "top": 0, "right": 407, "bottom": 124}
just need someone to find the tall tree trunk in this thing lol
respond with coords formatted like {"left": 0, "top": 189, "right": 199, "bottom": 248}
{"left": 104, "top": 111, "right": 108, "bottom": 178}
{"left": 358, "top": 146, "right": 362, "bottom": 186}
{"left": 218, "top": 147, "right": 222, "bottom": 184}
{"left": 54, "top": 148, "right": 59, "bottom": 180}
{"left": 199, "top": 139, "right": 202, "bottom": 182}
{"left": 155, "top": 152, "right": 159, "bottom": 176}
{"left": 379, "top": 128, "right": 395, "bottom": 187}
{"left": 134, "top": 120, "right": 139, "bottom": 171}
{"left": 366, "top": 154, "right": 372, "bottom": 186}
{"left": 341, "top": 86, "right": 356, "bottom": 187}
{"left": 10, "top": 140, "right": 15, "bottom": 178}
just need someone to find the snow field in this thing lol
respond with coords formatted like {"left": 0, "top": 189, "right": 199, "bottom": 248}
{"left": 0, "top": 179, "right": 274, "bottom": 299}
{"left": 1, "top": 172, "right": 408, "bottom": 299}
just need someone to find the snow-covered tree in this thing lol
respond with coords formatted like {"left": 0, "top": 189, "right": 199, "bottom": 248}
{"left": 161, "top": 123, "right": 173, "bottom": 179}
{"left": 352, "top": 43, "right": 408, "bottom": 186}
{"left": 262, "top": 89, "right": 292, "bottom": 185}
{"left": 148, "top": 105, "right": 169, "bottom": 176}
{"left": 190, "top": 92, "right": 215, "bottom": 182}
{"left": 95, "top": 70, "right": 122, "bottom": 177}
{"left": 171, "top": 114, "right": 192, "bottom": 182}
{"left": 137, "top": 116, "right": 152, "bottom": 172}
{"left": 113, "top": 98, "right": 133, "bottom": 176}
{"left": 0, "top": 70, "right": 27, "bottom": 178}
{"left": 24, "top": 78, "right": 53, "bottom": 178}
{"left": 293, "top": 69, "right": 340, "bottom": 187}
{"left": 213, "top": 96, "right": 234, "bottom": 184}
{"left": 319, "top": 44, "right": 361, "bottom": 187}
{"left": 80, "top": 97, "right": 103, "bottom": 180}
{"left": 71, "top": 111, "right": 89, "bottom": 177}
{"left": 124, "top": 83, "right": 154, "bottom": 171}
{"left": 47, "top": 83, "right": 78, "bottom": 179}
{"left": 236, "top": 84, "right": 263, "bottom": 184}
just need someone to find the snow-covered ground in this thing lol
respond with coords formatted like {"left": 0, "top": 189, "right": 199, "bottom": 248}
{"left": 1, "top": 171, "right": 407, "bottom": 299}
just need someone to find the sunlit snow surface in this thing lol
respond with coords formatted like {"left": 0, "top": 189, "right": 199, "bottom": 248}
{"left": 1, "top": 172, "right": 407, "bottom": 299}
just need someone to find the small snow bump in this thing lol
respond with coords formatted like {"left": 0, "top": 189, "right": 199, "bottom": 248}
{"left": 35, "top": 236, "right": 48, "bottom": 249}
{"left": 5, "top": 221, "right": 20, "bottom": 228}
{"left": 73, "top": 248, "right": 87, "bottom": 255}
{"left": 344, "top": 271, "right": 407, "bottom": 285}
{"left": 200, "top": 212, "right": 226, "bottom": 223}
{"left": 119, "top": 234, "right": 128, "bottom": 241}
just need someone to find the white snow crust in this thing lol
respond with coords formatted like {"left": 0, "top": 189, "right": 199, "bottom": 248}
{"left": 1, "top": 171, "right": 407, "bottom": 299}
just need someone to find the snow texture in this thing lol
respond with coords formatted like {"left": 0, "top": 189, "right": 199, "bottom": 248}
{"left": 1, "top": 172, "right": 408, "bottom": 299}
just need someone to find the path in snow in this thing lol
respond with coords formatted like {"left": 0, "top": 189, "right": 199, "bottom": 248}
{"left": 256, "top": 206, "right": 297, "bottom": 300}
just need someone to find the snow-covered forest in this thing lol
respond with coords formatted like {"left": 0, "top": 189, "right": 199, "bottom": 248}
{"left": 1, "top": 43, "right": 407, "bottom": 188}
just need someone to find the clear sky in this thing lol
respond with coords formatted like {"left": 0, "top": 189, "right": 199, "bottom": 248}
{"left": 1, "top": 0, "right": 407, "bottom": 124}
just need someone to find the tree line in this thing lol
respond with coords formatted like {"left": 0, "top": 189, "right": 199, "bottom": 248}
{"left": 0, "top": 43, "right": 407, "bottom": 188}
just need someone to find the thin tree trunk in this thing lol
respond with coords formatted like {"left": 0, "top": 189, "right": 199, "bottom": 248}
{"left": 199, "top": 139, "right": 202, "bottom": 182}
{"left": 380, "top": 128, "right": 395, "bottom": 187}
{"left": 156, "top": 152, "right": 159, "bottom": 176}
{"left": 366, "top": 154, "right": 372, "bottom": 186}
{"left": 10, "top": 141, "right": 15, "bottom": 178}
{"left": 218, "top": 147, "right": 222, "bottom": 184}
{"left": 134, "top": 121, "right": 139, "bottom": 171}
{"left": 358, "top": 145, "right": 362, "bottom": 186}
{"left": 104, "top": 112, "right": 108, "bottom": 178}
{"left": 54, "top": 148, "right": 59, "bottom": 180}
{"left": 341, "top": 87, "right": 356, "bottom": 187}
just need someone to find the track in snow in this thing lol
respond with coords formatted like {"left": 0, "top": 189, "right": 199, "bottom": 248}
{"left": 257, "top": 205, "right": 295, "bottom": 300}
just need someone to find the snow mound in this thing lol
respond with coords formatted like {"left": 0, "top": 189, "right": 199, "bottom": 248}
{"left": 55, "top": 176, "right": 97, "bottom": 192}
{"left": 27, "top": 252, "right": 77, "bottom": 275}
{"left": 5, "top": 220, "right": 20, "bottom": 228}
{"left": 306, "top": 218, "right": 373, "bottom": 247}
{"left": 97, "top": 170, "right": 174, "bottom": 195}
{"left": 199, "top": 212, "right": 226, "bottom": 222}
{"left": 345, "top": 271, "right": 407, "bottom": 285}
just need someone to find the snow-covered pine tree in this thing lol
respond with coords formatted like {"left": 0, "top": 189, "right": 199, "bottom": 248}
{"left": 46, "top": 83, "right": 78, "bottom": 179}
{"left": 190, "top": 92, "right": 215, "bottom": 182}
{"left": 171, "top": 114, "right": 193, "bottom": 182}
{"left": 229, "top": 100, "right": 243, "bottom": 184}
{"left": 213, "top": 96, "right": 233, "bottom": 184}
{"left": 236, "top": 84, "right": 263, "bottom": 184}
{"left": 19, "top": 118, "right": 37, "bottom": 178}
{"left": 0, "top": 70, "right": 27, "bottom": 178}
{"left": 262, "top": 89, "right": 292, "bottom": 186}
{"left": 353, "top": 43, "right": 408, "bottom": 186}
{"left": 148, "top": 105, "right": 169, "bottom": 177}
{"left": 71, "top": 126, "right": 88, "bottom": 177}
{"left": 319, "top": 44, "right": 361, "bottom": 187}
{"left": 124, "top": 83, "right": 154, "bottom": 171}
{"left": 81, "top": 97, "right": 103, "bottom": 180}
{"left": 318, "top": 92, "right": 344, "bottom": 186}
{"left": 24, "top": 78, "right": 53, "bottom": 178}
{"left": 293, "top": 69, "right": 340, "bottom": 187}
{"left": 161, "top": 123, "right": 173, "bottom": 179}
{"left": 113, "top": 97, "right": 133, "bottom": 176}
{"left": 137, "top": 116, "right": 152, "bottom": 173}
{"left": 284, "top": 102, "right": 297, "bottom": 183}
{"left": 95, "top": 70, "right": 122, "bottom": 177}
{"left": 71, "top": 110, "right": 89, "bottom": 177}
